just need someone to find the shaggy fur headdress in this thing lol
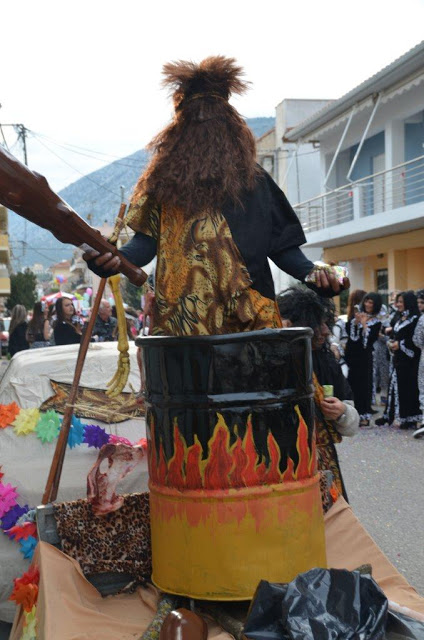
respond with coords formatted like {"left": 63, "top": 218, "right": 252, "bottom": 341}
{"left": 131, "top": 56, "right": 259, "bottom": 215}
{"left": 162, "top": 56, "right": 250, "bottom": 110}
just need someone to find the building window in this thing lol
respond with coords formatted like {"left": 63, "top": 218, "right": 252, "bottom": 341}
{"left": 376, "top": 268, "right": 388, "bottom": 306}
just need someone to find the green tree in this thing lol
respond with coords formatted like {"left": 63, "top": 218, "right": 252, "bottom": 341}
{"left": 6, "top": 269, "right": 38, "bottom": 313}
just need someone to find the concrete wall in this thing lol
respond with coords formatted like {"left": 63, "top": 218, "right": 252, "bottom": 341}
{"left": 275, "top": 99, "right": 330, "bottom": 203}
{"left": 349, "top": 131, "right": 385, "bottom": 181}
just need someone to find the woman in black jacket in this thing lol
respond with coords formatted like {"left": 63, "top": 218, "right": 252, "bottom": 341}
{"left": 8, "top": 304, "right": 29, "bottom": 357}
{"left": 53, "top": 298, "right": 82, "bottom": 346}
{"left": 376, "top": 291, "right": 421, "bottom": 429}
{"left": 345, "top": 292, "right": 382, "bottom": 427}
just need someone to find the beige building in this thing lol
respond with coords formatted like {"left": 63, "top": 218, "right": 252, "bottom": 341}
{"left": 256, "top": 127, "right": 276, "bottom": 178}
{"left": 49, "top": 259, "right": 72, "bottom": 283}
{"left": 0, "top": 206, "right": 11, "bottom": 300}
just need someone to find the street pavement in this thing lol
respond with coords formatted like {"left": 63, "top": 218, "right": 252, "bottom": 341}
{"left": 337, "top": 420, "right": 424, "bottom": 596}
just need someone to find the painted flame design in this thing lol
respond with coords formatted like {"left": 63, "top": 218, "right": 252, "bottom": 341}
{"left": 149, "top": 406, "right": 316, "bottom": 490}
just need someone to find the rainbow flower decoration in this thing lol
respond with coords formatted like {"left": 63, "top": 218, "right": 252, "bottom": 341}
{"left": 67, "top": 416, "right": 85, "bottom": 449}
{"left": 35, "top": 410, "right": 61, "bottom": 444}
{"left": 22, "top": 605, "right": 37, "bottom": 639}
{"left": 19, "top": 536, "right": 37, "bottom": 561}
{"left": 0, "top": 503, "right": 29, "bottom": 530}
{"left": 12, "top": 408, "right": 40, "bottom": 436}
{"left": 83, "top": 424, "right": 110, "bottom": 449}
{"left": 0, "top": 402, "right": 20, "bottom": 429}
{"left": 0, "top": 482, "right": 18, "bottom": 518}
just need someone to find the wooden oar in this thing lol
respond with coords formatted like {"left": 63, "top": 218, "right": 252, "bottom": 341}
{"left": 42, "top": 203, "right": 127, "bottom": 505}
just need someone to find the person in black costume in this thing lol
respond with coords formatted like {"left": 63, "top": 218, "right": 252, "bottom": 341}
{"left": 345, "top": 292, "right": 382, "bottom": 427}
{"left": 83, "top": 56, "right": 348, "bottom": 337}
{"left": 376, "top": 291, "right": 421, "bottom": 429}
{"left": 8, "top": 304, "right": 29, "bottom": 357}
{"left": 53, "top": 298, "right": 82, "bottom": 346}
{"left": 277, "top": 287, "right": 359, "bottom": 502}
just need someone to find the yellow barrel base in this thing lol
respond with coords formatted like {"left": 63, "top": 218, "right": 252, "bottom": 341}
{"left": 149, "top": 475, "right": 327, "bottom": 600}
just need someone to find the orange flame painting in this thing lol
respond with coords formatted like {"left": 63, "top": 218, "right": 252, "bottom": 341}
{"left": 148, "top": 405, "right": 316, "bottom": 491}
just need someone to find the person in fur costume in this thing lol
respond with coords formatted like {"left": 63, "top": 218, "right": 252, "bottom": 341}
{"left": 84, "top": 56, "right": 348, "bottom": 336}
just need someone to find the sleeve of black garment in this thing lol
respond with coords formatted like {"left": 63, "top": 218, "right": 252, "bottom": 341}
{"left": 366, "top": 322, "right": 382, "bottom": 351}
{"left": 332, "top": 357, "right": 354, "bottom": 401}
{"left": 263, "top": 171, "right": 314, "bottom": 280}
{"left": 86, "top": 232, "right": 157, "bottom": 279}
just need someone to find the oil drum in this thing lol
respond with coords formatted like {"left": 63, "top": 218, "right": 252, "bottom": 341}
{"left": 137, "top": 328, "right": 326, "bottom": 600}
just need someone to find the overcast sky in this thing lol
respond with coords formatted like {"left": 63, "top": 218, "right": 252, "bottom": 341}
{"left": 2, "top": 0, "right": 424, "bottom": 191}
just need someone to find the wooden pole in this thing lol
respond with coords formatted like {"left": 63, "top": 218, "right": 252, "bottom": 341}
{"left": 42, "top": 204, "right": 127, "bottom": 505}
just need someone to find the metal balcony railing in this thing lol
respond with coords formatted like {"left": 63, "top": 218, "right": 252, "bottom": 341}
{"left": 293, "top": 154, "right": 424, "bottom": 233}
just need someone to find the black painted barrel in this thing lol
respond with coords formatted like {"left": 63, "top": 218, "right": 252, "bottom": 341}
{"left": 137, "top": 328, "right": 327, "bottom": 600}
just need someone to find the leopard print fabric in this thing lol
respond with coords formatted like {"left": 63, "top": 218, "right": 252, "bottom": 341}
{"left": 53, "top": 492, "right": 152, "bottom": 585}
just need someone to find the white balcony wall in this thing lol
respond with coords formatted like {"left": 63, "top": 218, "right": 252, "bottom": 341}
{"left": 317, "top": 77, "right": 424, "bottom": 168}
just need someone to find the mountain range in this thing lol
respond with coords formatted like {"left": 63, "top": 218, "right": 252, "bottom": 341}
{"left": 8, "top": 117, "right": 275, "bottom": 269}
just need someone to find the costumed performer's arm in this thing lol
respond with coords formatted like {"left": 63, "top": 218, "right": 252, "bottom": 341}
{"left": 83, "top": 232, "right": 157, "bottom": 278}
{"left": 265, "top": 171, "right": 349, "bottom": 295}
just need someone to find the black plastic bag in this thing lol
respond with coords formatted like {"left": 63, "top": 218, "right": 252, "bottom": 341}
{"left": 244, "top": 568, "right": 388, "bottom": 639}
{"left": 386, "top": 608, "right": 424, "bottom": 639}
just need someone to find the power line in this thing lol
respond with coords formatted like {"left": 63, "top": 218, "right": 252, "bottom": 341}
{"left": 31, "top": 130, "right": 143, "bottom": 166}
{"left": 32, "top": 135, "right": 142, "bottom": 168}
{"left": 9, "top": 243, "right": 72, "bottom": 251}
{"left": 30, "top": 134, "right": 122, "bottom": 203}
{"left": 12, "top": 241, "right": 67, "bottom": 264}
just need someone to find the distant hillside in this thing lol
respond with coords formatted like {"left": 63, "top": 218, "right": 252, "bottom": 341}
{"left": 8, "top": 117, "right": 275, "bottom": 268}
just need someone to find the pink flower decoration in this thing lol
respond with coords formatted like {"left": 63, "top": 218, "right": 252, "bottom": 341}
{"left": 6, "top": 521, "right": 37, "bottom": 541}
{"left": 136, "top": 437, "right": 148, "bottom": 450}
{"left": 0, "top": 483, "right": 19, "bottom": 518}
{"left": 109, "top": 434, "right": 133, "bottom": 446}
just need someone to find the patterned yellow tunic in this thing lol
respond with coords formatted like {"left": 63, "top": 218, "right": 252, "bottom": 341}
{"left": 126, "top": 195, "right": 281, "bottom": 336}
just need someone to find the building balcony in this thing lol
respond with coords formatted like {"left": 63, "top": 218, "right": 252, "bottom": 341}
{"left": 293, "top": 154, "right": 424, "bottom": 248}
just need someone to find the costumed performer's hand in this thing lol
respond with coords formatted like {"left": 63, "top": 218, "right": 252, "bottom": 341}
{"left": 313, "top": 269, "right": 350, "bottom": 294}
{"left": 305, "top": 263, "right": 350, "bottom": 296}
{"left": 320, "top": 397, "right": 346, "bottom": 420}
{"left": 82, "top": 249, "right": 121, "bottom": 278}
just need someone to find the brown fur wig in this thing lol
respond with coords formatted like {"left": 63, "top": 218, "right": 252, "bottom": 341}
{"left": 131, "top": 56, "right": 260, "bottom": 215}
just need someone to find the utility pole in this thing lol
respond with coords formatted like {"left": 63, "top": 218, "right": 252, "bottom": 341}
{"left": 0, "top": 119, "right": 30, "bottom": 261}
{"left": 0, "top": 122, "right": 28, "bottom": 165}
{"left": 16, "top": 124, "right": 28, "bottom": 165}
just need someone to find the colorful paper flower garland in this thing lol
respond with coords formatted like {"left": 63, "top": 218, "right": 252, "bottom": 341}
{"left": 0, "top": 402, "right": 147, "bottom": 638}
{"left": 10, "top": 566, "right": 39, "bottom": 639}
{"left": 0, "top": 467, "right": 37, "bottom": 561}
{"left": 0, "top": 401, "right": 146, "bottom": 450}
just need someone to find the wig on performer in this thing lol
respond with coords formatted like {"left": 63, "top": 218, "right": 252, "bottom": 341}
{"left": 85, "top": 56, "right": 348, "bottom": 335}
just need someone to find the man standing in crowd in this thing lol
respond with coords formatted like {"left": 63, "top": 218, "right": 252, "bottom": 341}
{"left": 93, "top": 300, "right": 117, "bottom": 342}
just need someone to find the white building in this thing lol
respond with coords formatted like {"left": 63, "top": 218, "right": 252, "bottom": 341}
{"left": 284, "top": 41, "right": 424, "bottom": 300}
{"left": 257, "top": 99, "right": 331, "bottom": 293}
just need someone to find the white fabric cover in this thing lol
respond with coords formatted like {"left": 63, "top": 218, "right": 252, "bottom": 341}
{"left": 0, "top": 342, "right": 141, "bottom": 408}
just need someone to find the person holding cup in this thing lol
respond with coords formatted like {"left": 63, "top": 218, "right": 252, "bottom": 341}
{"left": 277, "top": 287, "right": 359, "bottom": 502}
